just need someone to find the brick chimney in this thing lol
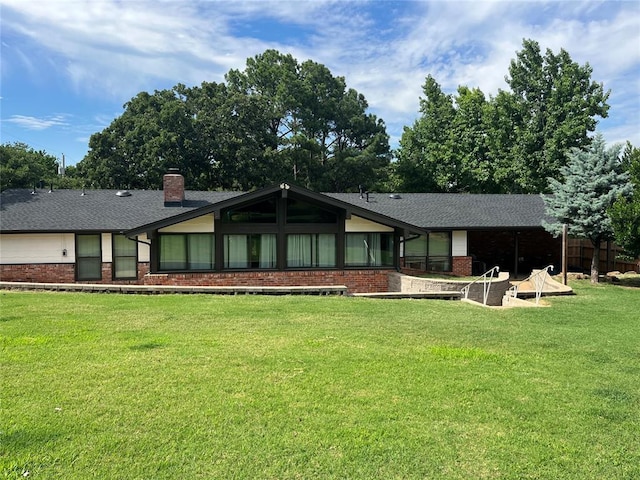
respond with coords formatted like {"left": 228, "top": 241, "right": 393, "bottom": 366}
{"left": 163, "top": 169, "right": 184, "bottom": 205}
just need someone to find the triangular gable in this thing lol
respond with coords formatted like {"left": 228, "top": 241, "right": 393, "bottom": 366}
{"left": 124, "top": 182, "right": 426, "bottom": 237}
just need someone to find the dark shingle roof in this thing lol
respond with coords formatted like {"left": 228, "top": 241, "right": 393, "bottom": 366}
{"left": 0, "top": 189, "right": 242, "bottom": 232}
{"left": 325, "top": 192, "right": 549, "bottom": 229}
{"left": 1, "top": 187, "right": 549, "bottom": 233}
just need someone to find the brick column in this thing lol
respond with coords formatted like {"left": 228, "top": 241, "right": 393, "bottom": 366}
{"left": 452, "top": 256, "right": 472, "bottom": 276}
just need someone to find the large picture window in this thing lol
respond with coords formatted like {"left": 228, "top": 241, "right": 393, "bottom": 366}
{"left": 113, "top": 234, "right": 137, "bottom": 279}
{"left": 76, "top": 234, "right": 102, "bottom": 280}
{"left": 345, "top": 233, "right": 394, "bottom": 267}
{"left": 223, "top": 234, "right": 276, "bottom": 269}
{"left": 404, "top": 232, "right": 451, "bottom": 272}
{"left": 159, "top": 233, "right": 214, "bottom": 271}
{"left": 287, "top": 234, "right": 336, "bottom": 268}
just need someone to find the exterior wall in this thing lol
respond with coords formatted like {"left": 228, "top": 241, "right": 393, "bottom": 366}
{"left": 158, "top": 214, "right": 215, "bottom": 233}
{"left": 142, "top": 269, "right": 391, "bottom": 294}
{"left": 0, "top": 262, "right": 150, "bottom": 284}
{"left": 137, "top": 234, "right": 150, "bottom": 262}
{"left": 1, "top": 263, "right": 76, "bottom": 283}
{"left": 345, "top": 216, "right": 394, "bottom": 232}
{"left": 0, "top": 233, "right": 75, "bottom": 264}
{"left": 452, "top": 256, "right": 472, "bottom": 276}
{"left": 452, "top": 231, "right": 467, "bottom": 256}
{"left": 102, "top": 233, "right": 113, "bottom": 262}
{"left": 0, "top": 261, "right": 387, "bottom": 293}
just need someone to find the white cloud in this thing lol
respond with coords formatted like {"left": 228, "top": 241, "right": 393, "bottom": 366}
{"left": 6, "top": 115, "right": 69, "bottom": 130}
{"left": 1, "top": 0, "right": 638, "bottom": 152}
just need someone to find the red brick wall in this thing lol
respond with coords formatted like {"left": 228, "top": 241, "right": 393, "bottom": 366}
{"left": 0, "top": 263, "right": 149, "bottom": 284}
{"left": 1, "top": 264, "right": 76, "bottom": 283}
{"left": 1, "top": 262, "right": 389, "bottom": 293}
{"left": 143, "top": 269, "right": 391, "bottom": 294}
{"left": 452, "top": 256, "right": 472, "bottom": 276}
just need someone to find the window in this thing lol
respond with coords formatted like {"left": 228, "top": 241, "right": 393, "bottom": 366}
{"left": 427, "top": 232, "right": 451, "bottom": 271}
{"left": 113, "top": 234, "right": 137, "bottom": 279}
{"left": 403, "top": 232, "right": 451, "bottom": 272}
{"left": 159, "top": 234, "right": 214, "bottom": 271}
{"left": 222, "top": 198, "right": 277, "bottom": 224}
{"left": 345, "top": 233, "right": 394, "bottom": 267}
{"left": 287, "top": 198, "right": 337, "bottom": 224}
{"left": 76, "top": 234, "right": 102, "bottom": 280}
{"left": 223, "top": 234, "right": 276, "bottom": 269}
{"left": 287, "top": 234, "right": 336, "bottom": 268}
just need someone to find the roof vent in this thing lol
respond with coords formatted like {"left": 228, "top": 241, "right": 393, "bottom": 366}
{"left": 389, "top": 194, "right": 402, "bottom": 199}
{"left": 116, "top": 190, "right": 132, "bottom": 197}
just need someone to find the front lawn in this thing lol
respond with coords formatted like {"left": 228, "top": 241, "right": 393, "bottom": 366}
{"left": 1, "top": 281, "right": 638, "bottom": 479}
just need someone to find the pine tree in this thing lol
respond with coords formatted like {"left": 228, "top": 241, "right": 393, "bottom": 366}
{"left": 543, "top": 134, "right": 631, "bottom": 283}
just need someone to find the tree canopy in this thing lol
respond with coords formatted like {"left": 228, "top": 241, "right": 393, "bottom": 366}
{"left": 77, "top": 50, "right": 390, "bottom": 192}
{"left": 0, "top": 143, "right": 60, "bottom": 191}
{"left": 542, "top": 134, "right": 631, "bottom": 282}
{"left": 392, "top": 39, "right": 610, "bottom": 193}
{"left": 609, "top": 142, "right": 640, "bottom": 259}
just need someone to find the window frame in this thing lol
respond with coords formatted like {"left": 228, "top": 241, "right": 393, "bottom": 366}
{"left": 112, "top": 234, "right": 138, "bottom": 280}
{"left": 75, "top": 233, "right": 102, "bottom": 281}
{"left": 157, "top": 233, "right": 215, "bottom": 272}
{"left": 344, "top": 232, "right": 395, "bottom": 268}
{"left": 403, "top": 232, "right": 452, "bottom": 272}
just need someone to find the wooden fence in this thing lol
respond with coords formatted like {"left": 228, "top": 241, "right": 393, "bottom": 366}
{"left": 567, "top": 239, "right": 639, "bottom": 273}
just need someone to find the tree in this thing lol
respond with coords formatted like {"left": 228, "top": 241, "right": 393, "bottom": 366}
{"left": 505, "top": 39, "right": 610, "bottom": 192}
{"left": 393, "top": 39, "right": 611, "bottom": 194}
{"left": 0, "top": 143, "right": 59, "bottom": 191}
{"left": 77, "top": 50, "right": 388, "bottom": 192}
{"left": 392, "top": 75, "right": 456, "bottom": 192}
{"left": 609, "top": 142, "right": 640, "bottom": 259}
{"left": 226, "top": 50, "right": 391, "bottom": 191}
{"left": 543, "top": 134, "right": 631, "bottom": 283}
{"left": 78, "top": 86, "right": 209, "bottom": 189}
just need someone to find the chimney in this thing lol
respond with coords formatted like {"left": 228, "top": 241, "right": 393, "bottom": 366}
{"left": 163, "top": 168, "right": 184, "bottom": 205}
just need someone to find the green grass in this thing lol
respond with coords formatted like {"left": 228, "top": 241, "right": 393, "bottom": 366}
{"left": 1, "top": 281, "right": 639, "bottom": 479}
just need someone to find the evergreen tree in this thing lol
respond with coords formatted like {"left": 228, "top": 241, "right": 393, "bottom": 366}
{"left": 543, "top": 134, "right": 631, "bottom": 282}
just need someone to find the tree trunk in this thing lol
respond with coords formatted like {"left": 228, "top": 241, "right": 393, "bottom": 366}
{"left": 591, "top": 239, "right": 601, "bottom": 283}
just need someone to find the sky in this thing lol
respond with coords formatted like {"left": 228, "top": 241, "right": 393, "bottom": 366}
{"left": 1, "top": 0, "right": 639, "bottom": 168}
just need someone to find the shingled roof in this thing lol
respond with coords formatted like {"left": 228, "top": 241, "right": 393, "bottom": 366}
{"left": 326, "top": 192, "right": 551, "bottom": 229}
{"left": 1, "top": 187, "right": 550, "bottom": 233}
{"left": 0, "top": 189, "right": 242, "bottom": 233}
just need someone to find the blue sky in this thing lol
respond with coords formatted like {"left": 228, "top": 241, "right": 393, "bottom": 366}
{"left": 1, "top": 0, "right": 639, "bottom": 167}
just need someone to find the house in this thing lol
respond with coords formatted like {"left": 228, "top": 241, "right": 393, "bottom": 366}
{"left": 0, "top": 171, "right": 562, "bottom": 293}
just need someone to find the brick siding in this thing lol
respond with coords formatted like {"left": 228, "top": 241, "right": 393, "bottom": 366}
{"left": 452, "top": 256, "right": 472, "bottom": 276}
{"left": 1, "top": 262, "right": 390, "bottom": 293}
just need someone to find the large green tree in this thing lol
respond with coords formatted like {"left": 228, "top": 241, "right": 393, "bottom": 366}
{"left": 394, "top": 39, "right": 611, "bottom": 194}
{"left": 609, "top": 142, "right": 640, "bottom": 259}
{"left": 78, "top": 50, "right": 389, "bottom": 192}
{"left": 505, "top": 39, "right": 610, "bottom": 192}
{"left": 392, "top": 75, "right": 456, "bottom": 192}
{"left": 0, "top": 143, "right": 59, "bottom": 191}
{"left": 543, "top": 134, "right": 631, "bottom": 283}
{"left": 226, "top": 50, "right": 390, "bottom": 191}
